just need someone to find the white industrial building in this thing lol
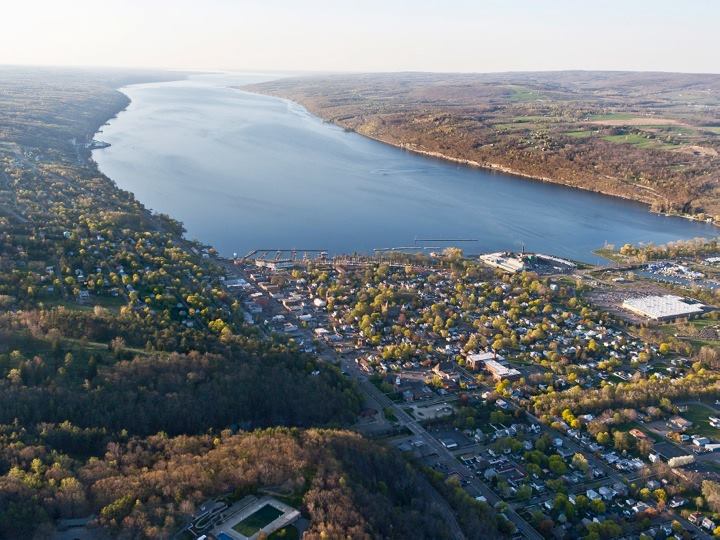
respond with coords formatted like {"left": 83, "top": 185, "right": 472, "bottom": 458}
{"left": 479, "top": 252, "right": 526, "bottom": 273}
{"left": 622, "top": 295, "right": 705, "bottom": 321}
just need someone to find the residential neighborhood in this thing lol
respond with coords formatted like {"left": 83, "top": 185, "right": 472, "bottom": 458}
{"left": 229, "top": 247, "right": 720, "bottom": 539}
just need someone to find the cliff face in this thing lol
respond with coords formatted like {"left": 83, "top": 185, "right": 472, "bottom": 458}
{"left": 244, "top": 71, "right": 720, "bottom": 222}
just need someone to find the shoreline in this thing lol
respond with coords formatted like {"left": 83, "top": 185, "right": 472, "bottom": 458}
{"left": 359, "top": 134, "right": 718, "bottom": 228}
{"left": 90, "top": 81, "right": 718, "bottom": 266}
{"left": 246, "top": 89, "right": 717, "bottom": 229}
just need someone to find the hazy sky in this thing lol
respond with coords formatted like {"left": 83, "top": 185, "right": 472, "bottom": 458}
{"left": 1, "top": 0, "right": 718, "bottom": 73}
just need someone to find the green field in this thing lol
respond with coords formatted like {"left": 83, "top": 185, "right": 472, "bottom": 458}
{"left": 493, "top": 122, "right": 535, "bottom": 131}
{"left": 232, "top": 504, "right": 284, "bottom": 536}
{"left": 682, "top": 403, "right": 720, "bottom": 439}
{"left": 507, "top": 86, "right": 542, "bottom": 102}
{"left": 589, "top": 112, "right": 638, "bottom": 121}
{"left": 602, "top": 133, "right": 677, "bottom": 150}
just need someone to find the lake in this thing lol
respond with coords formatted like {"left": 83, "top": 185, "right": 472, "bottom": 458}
{"left": 93, "top": 73, "right": 717, "bottom": 263}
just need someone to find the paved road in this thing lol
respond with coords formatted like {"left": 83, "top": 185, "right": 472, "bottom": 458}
{"left": 342, "top": 356, "right": 542, "bottom": 540}
{"left": 228, "top": 262, "right": 708, "bottom": 539}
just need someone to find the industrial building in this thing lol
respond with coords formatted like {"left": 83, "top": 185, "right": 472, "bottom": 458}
{"left": 479, "top": 252, "right": 576, "bottom": 274}
{"left": 479, "top": 252, "right": 526, "bottom": 273}
{"left": 621, "top": 295, "right": 706, "bottom": 321}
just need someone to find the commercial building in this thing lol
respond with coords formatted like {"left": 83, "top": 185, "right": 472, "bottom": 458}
{"left": 479, "top": 252, "right": 526, "bottom": 273}
{"left": 484, "top": 359, "right": 521, "bottom": 381}
{"left": 466, "top": 351, "right": 501, "bottom": 370}
{"left": 621, "top": 295, "right": 705, "bottom": 321}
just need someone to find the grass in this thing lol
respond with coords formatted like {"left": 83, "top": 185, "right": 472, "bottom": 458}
{"left": 493, "top": 122, "right": 535, "bottom": 131}
{"left": 269, "top": 526, "right": 300, "bottom": 540}
{"left": 701, "top": 126, "right": 720, "bottom": 134}
{"left": 507, "top": 86, "right": 542, "bottom": 102}
{"left": 589, "top": 113, "right": 638, "bottom": 121}
{"left": 510, "top": 115, "right": 555, "bottom": 123}
{"left": 383, "top": 407, "right": 398, "bottom": 422}
{"left": 565, "top": 130, "right": 594, "bottom": 138}
{"left": 658, "top": 319, "right": 720, "bottom": 349}
{"left": 593, "top": 247, "right": 630, "bottom": 264}
{"left": 682, "top": 403, "right": 720, "bottom": 439}
{"left": 232, "top": 504, "right": 284, "bottom": 536}
{"left": 602, "top": 133, "right": 678, "bottom": 150}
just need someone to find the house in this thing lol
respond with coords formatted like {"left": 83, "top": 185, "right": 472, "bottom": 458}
{"left": 586, "top": 489, "right": 601, "bottom": 501}
{"left": 667, "top": 416, "right": 693, "bottom": 431}
{"left": 632, "top": 501, "right": 651, "bottom": 514}
{"left": 669, "top": 496, "right": 687, "bottom": 508}
{"left": 629, "top": 428, "right": 648, "bottom": 440}
{"left": 598, "top": 486, "right": 615, "bottom": 500}
{"left": 432, "top": 362, "right": 460, "bottom": 383}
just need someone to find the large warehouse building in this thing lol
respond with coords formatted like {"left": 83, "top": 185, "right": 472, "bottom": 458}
{"left": 621, "top": 295, "right": 706, "bottom": 321}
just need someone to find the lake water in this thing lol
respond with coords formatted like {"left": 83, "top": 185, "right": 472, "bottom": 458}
{"left": 93, "top": 73, "right": 717, "bottom": 263}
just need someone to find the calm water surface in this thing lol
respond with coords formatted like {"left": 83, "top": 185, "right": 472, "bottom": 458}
{"left": 93, "top": 73, "right": 717, "bottom": 263}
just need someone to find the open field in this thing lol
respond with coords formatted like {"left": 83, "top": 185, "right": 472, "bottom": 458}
{"left": 590, "top": 116, "right": 682, "bottom": 126}
{"left": 602, "top": 133, "right": 679, "bottom": 150}
{"left": 682, "top": 403, "right": 720, "bottom": 439}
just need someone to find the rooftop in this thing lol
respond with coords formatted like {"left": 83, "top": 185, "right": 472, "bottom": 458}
{"left": 621, "top": 294, "right": 705, "bottom": 320}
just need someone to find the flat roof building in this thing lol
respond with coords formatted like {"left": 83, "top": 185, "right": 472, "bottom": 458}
{"left": 466, "top": 351, "right": 503, "bottom": 370}
{"left": 622, "top": 295, "right": 705, "bottom": 321}
{"left": 484, "top": 359, "right": 521, "bottom": 381}
{"left": 480, "top": 252, "right": 525, "bottom": 273}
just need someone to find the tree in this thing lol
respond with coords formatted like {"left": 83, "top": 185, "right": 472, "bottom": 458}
{"left": 548, "top": 455, "right": 567, "bottom": 475}
{"left": 516, "top": 484, "right": 532, "bottom": 501}
{"left": 702, "top": 480, "right": 720, "bottom": 512}
{"left": 571, "top": 453, "right": 589, "bottom": 473}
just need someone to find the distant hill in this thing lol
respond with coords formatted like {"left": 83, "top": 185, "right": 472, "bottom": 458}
{"left": 245, "top": 71, "right": 720, "bottom": 222}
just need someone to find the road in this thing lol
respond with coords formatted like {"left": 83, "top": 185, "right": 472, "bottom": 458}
{"left": 341, "top": 357, "right": 542, "bottom": 539}
{"left": 227, "top": 261, "right": 708, "bottom": 540}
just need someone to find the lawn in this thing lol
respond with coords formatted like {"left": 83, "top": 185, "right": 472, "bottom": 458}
{"left": 232, "top": 504, "right": 284, "bottom": 537}
{"left": 658, "top": 319, "right": 720, "bottom": 349}
{"left": 593, "top": 247, "right": 632, "bottom": 264}
{"left": 682, "top": 403, "right": 720, "bottom": 439}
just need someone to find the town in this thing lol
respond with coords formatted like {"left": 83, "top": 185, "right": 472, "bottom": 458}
{"left": 228, "top": 245, "right": 720, "bottom": 540}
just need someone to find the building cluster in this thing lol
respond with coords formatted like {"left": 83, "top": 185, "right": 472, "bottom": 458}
{"left": 236, "top": 256, "right": 720, "bottom": 540}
